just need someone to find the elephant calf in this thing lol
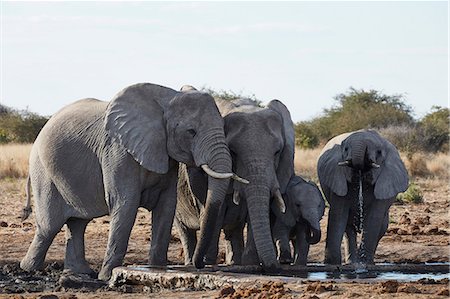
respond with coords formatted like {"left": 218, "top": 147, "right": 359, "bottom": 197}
{"left": 271, "top": 176, "right": 325, "bottom": 265}
{"left": 318, "top": 130, "right": 408, "bottom": 265}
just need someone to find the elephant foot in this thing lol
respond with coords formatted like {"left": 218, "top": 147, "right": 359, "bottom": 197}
{"left": 20, "top": 257, "right": 44, "bottom": 272}
{"left": 278, "top": 254, "right": 293, "bottom": 265}
{"left": 64, "top": 262, "right": 96, "bottom": 278}
{"left": 262, "top": 261, "right": 282, "bottom": 274}
{"left": 98, "top": 267, "right": 113, "bottom": 281}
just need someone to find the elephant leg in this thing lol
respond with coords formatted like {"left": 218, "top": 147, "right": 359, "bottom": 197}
{"left": 324, "top": 198, "right": 352, "bottom": 265}
{"left": 223, "top": 224, "right": 244, "bottom": 265}
{"left": 98, "top": 195, "right": 140, "bottom": 281}
{"left": 344, "top": 225, "right": 358, "bottom": 264}
{"left": 64, "top": 218, "right": 94, "bottom": 275}
{"left": 21, "top": 183, "right": 66, "bottom": 272}
{"left": 149, "top": 179, "right": 178, "bottom": 266}
{"left": 173, "top": 218, "right": 197, "bottom": 265}
{"left": 204, "top": 206, "right": 226, "bottom": 265}
{"left": 272, "top": 219, "right": 292, "bottom": 264}
{"left": 359, "top": 199, "right": 393, "bottom": 264}
{"left": 293, "top": 224, "right": 309, "bottom": 266}
{"left": 242, "top": 222, "right": 260, "bottom": 265}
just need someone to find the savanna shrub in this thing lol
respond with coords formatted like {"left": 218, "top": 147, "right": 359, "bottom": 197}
{"left": 397, "top": 183, "right": 424, "bottom": 204}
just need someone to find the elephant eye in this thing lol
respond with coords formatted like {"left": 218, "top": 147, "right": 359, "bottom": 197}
{"left": 376, "top": 149, "right": 382, "bottom": 156}
{"left": 187, "top": 129, "right": 196, "bottom": 137}
{"left": 274, "top": 150, "right": 280, "bottom": 156}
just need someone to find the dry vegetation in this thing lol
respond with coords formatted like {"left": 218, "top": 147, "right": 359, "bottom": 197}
{"left": 0, "top": 144, "right": 447, "bottom": 182}
{"left": 0, "top": 143, "right": 32, "bottom": 179}
{"left": 294, "top": 147, "right": 450, "bottom": 182}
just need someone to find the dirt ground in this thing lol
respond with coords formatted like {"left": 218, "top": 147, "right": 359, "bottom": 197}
{"left": 0, "top": 177, "right": 449, "bottom": 298}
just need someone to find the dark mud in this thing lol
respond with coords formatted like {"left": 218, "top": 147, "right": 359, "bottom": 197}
{"left": 0, "top": 262, "right": 109, "bottom": 295}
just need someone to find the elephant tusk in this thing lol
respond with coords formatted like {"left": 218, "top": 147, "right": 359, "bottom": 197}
{"left": 233, "top": 190, "right": 240, "bottom": 205}
{"left": 274, "top": 189, "right": 286, "bottom": 214}
{"left": 371, "top": 162, "right": 380, "bottom": 168}
{"left": 338, "top": 160, "right": 350, "bottom": 166}
{"left": 201, "top": 165, "right": 250, "bottom": 184}
{"left": 232, "top": 174, "right": 250, "bottom": 184}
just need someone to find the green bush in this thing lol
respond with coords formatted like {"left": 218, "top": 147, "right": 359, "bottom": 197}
{"left": 295, "top": 88, "right": 414, "bottom": 147}
{"left": 397, "top": 183, "right": 424, "bottom": 204}
{"left": 418, "top": 106, "right": 449, "bottom": 152}
{"left": 295, "top": 122, "right": 319, "bottom": 149}
{"left": 0, "top": 104, "right": 48, "bottom": 143}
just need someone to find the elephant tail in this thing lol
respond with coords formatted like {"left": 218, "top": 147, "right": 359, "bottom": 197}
{"left": 21, "top": 175, "right": 32, "bottom": 221}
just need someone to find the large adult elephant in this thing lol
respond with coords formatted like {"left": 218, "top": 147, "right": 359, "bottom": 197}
{"left": 318, "top": 130, "right": 408, "bottom": 265}
{"left": 20, "top": 83, "right": 244, "bottom": 280}
{"left": 175, "top": 89, "right": 295, "bottom": 270}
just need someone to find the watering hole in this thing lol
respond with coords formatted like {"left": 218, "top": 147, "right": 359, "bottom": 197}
{"left": 111, "top": 262, "right": 450, "bottom": 290}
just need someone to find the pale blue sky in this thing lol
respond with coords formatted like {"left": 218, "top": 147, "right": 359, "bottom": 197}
{"left": 1, "top": 1, "right": 448, "bottom": 121}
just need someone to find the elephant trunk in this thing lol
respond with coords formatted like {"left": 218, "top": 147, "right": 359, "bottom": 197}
{"left": 245, "top": 182, "right": 279, "bottom": 271}
{"left": 351, "top": 140, "right": 367, "bottom": 170}
{"left": 193, "top": 129, "right": 232, "bottom": 269}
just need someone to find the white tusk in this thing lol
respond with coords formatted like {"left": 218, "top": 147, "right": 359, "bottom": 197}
{"left": 232, "top": 174, "right": 250, "bottom": 184}
{"left": 201, "top": 165, "right": 250, "bottom": 184}
{"left": 274, "top": 189, "right": 286, "bottom": 214}
{"left": 201, "top": 164, "right": 233, "bottom": 179}
{"left": 233, "top": 190, "right": 240, "bottom": 205}
{"left": 338, "top": 160, "right": 350, "bottom": 166}
{"left": 371, "top": 162, "right": 380, "bottom": 168}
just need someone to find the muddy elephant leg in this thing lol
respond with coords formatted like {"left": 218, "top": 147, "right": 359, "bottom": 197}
{"left": 21, "top": 184, "right": 66, "bottom": 272}
{"left": 272, "top": 219, "right": 292, "bottom": 264}
{"left": 324, "top": 197, "right": 352, "bottom": 265}
{"left": 242, "top": 222, "right": 260, "bottom": 265}
{"left": 149, "top": 178, "right": 178, "bottom": 266}
{"left": 293, "top": 224, "right": 309, "bottom": 266}
{"left": 173, "top": 218, "right": 197, "bottom": 265}
{"left": 359, "top": 198, "right": 394, "bottom": 264}
{"left": 65, "top": 218, "right": 94, "bottom": 275}
{"left": 344, "top": 225, "right": 358, "bottom": 264}
{"left": 205, "top": 203, "right": 226, "bottom": 265}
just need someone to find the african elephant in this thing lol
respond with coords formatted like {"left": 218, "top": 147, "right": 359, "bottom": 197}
{"left": 20, "top": 83, "right": 245, "bottom": 280}
{"left": 271, "top": 175, "right": 325, "bottom": 265}
{"left": 175, "top": 92, "right": 295, "bottom": 270}
{"left": 318, "top": 130, "right": 408, "bottom": 265}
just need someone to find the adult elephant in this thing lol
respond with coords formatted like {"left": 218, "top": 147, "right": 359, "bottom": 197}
{"left": 20, "top": 83, "right": 244, "bottom": 280}
{"left": 318, "top": 130, "right": 408, "bottom": 265}
{"left": 271, "top": 175, "right": 325, "bottom": 265}
{"left": 175, "top": 89, "right": 295, "bottom": 270}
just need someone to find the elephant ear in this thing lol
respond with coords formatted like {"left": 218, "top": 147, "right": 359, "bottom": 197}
{"left": 318, "top": 144, "right": 351, "bottom": 197}
{"left": 105, "top": 83, "right": 178, "bottom": 174}
{"left": 268, "top": 100, "right": 295, "bottom": 194}
{"left": 372, "top": 141, "right": 409, "bottom": 200}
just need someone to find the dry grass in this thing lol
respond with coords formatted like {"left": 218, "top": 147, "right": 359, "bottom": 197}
{"left": 296, "top": 147, "right": 449, "bottom": 181}
{"left": 0, "top": 143, "right": 447, "bottom": 181}
{"left": 294, "top": 147, "right": 321, "bottom": 181}
{"left": 0, "top": 144, "right": 32, "bottom": 179}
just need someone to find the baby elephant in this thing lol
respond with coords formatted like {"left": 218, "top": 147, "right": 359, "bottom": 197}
{"left": 271, "top": 176, "right": 325, "bottom": 265}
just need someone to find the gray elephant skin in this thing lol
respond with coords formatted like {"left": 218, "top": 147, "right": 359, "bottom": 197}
{"left": 271, "top": 175, "right": 325, "bottom": 265}
{"left": 20, "top": 83, "right": 238, "bottom": 280}
{"left": 318, "top": 130, "right": 408, "bottom": 265}
{"left": 175, "top": 95, "right": 295, "bottom": 270}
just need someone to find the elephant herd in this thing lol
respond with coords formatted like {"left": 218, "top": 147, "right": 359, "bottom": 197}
{"left": 19, "top": 83, "right": 409, "bottom": 281}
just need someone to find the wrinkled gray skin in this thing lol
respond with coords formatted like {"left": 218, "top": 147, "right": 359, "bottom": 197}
{"left": 271, "top": 176, "right": 325, "bottom": 265}
{"left": 318, "top": 130, "right": 408, "bottom": 265}
{"left": 20, "top": 83, "right": 233, "bottom": 280}
{"left": 175, "top": 94, "right": 295, "bottom": 270}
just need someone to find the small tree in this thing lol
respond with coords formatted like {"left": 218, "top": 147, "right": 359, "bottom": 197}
{"left": 418, "top": 106, "right": 449, "bottom": 152}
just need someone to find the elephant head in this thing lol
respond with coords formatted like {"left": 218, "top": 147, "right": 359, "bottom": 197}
{"left": 104, "top": 83, "right": 245, "bottom": 268}
{"left": 318, "top": 130, "right": 408, "bottom": 200}
{"left": 274, "top": 176, "right": 325, "bottom": 245}
{"left": 220, "top": 99, "right": 295, "bottom": 270}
